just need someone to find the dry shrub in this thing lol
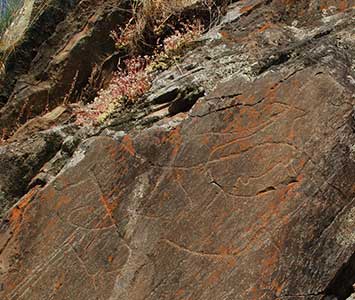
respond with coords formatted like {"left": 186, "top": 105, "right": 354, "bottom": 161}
{"left": 74, "top": 56, "right": 151, "bottom": 125}
{"left": 119, "top": 0, "right": 210, "bottom": 53}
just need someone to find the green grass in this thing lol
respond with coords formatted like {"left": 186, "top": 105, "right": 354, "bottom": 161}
{"left": 0, "top": 0, "right": 23, "bottom": 39}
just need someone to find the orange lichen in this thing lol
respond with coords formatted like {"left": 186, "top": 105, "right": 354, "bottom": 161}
{"left": 206, "top": 270, "right": 221, "bottom": 285}
{"left": 54, "top": 195, "right": 72, "bottom": 210}
{"left": 40, "top": 186, "right": 56, "bottom": 202}
{"left": 161, "top": 127, "right": 183, "bottom": 159}
{"left": 95, "top": 214, "right": 116, "bottom": 229}
{"left": 287, "top": 126, "right": 296, "bottom": 141}
{"left": 261, "top": 249, "right": 278, "bottom": 269}
{"left": 9, "top": 188, "right": 37, "bottom": 226}
{"left": 240, "top": 5, "right": 254, "bottom": 14}
{"left": 272, "top": 280, "right": 285, "bottom": 297}
{"left": 258, "top": 23, "right": 272, "bottom": 33}
{"left": 121, "top": 135, "right": 135, "bottom": 157}
{"left": 108, "top": 143, "right": 120, "bottom": 160}
{"left": 54, "top": 273, "right": 65, "bottom": 290}
{"left": 176, "top": 289, "right": 185, "bottom": 297}
{"left": 217, "top": 244, "right": 232, "bottom": 256}
{"left": 42, "top": 218, "right": 58, "bottom": 237}
{"left": 222, "top": 109, "right": 234, "bottom": 122}
{"left": 201, "top": 134, "right": 210, "bottom": 146}
{"left": 100, "top": 195, "right": 115, "bottom": 217}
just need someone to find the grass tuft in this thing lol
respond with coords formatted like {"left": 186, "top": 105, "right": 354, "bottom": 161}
{"left": 0, "top": 0, "right": 23, "bottom": 39}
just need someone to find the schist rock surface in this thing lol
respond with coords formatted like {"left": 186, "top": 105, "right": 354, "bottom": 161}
{"left": 0, "top": 0, "right": 131, "bottom": 130}
{"left": 0, "top": 0, "right": 355, "bottom": 300}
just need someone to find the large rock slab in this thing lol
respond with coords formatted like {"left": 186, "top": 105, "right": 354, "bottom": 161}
{"left": 0, "top": 65, "right": 354, "bottom": 299}
{"left": 0, "top": 1, "right": 354, "bottom": 299}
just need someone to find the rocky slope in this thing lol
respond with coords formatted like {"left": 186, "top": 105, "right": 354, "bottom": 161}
{"left": 0, "top": 0, "right": 131, "bottom": 128}
{"left": 0, "top": 0, "right": 355, "bottom": 299}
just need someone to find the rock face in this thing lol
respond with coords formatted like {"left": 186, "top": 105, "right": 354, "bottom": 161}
{"left": 0, "top": 1, "right": 354, "bottom": 300}
{"left": 0, "top": 0, "right": 130, "bottom": 130}
{"left": 0, "top": 130, "right": 63, "bottom": 213}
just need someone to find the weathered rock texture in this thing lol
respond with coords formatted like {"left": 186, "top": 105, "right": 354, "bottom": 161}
{"left": 0, "top": 0, "right": 131, "bottom": 130}
{"left": 0, "top": 0, "right": 355, "bottom": 300}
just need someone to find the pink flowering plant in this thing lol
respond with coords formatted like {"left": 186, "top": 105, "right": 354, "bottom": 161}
{"left": 75, "top": 56, "right": 151, "bottom": 125}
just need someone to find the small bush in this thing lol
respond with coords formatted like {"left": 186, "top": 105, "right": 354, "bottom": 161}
{"left": 116, "top": 0, "right": 209, "bottom": 54}
{"left": 74, "top": 56, "right": 151, "bottom": 125}
{"left": 149, "top": 21, "right": 203, "bottom": 71}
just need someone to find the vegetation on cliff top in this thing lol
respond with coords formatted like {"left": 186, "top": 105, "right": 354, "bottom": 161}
{"left": 75, "top": 0, "right": 225, "bottom": 125}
